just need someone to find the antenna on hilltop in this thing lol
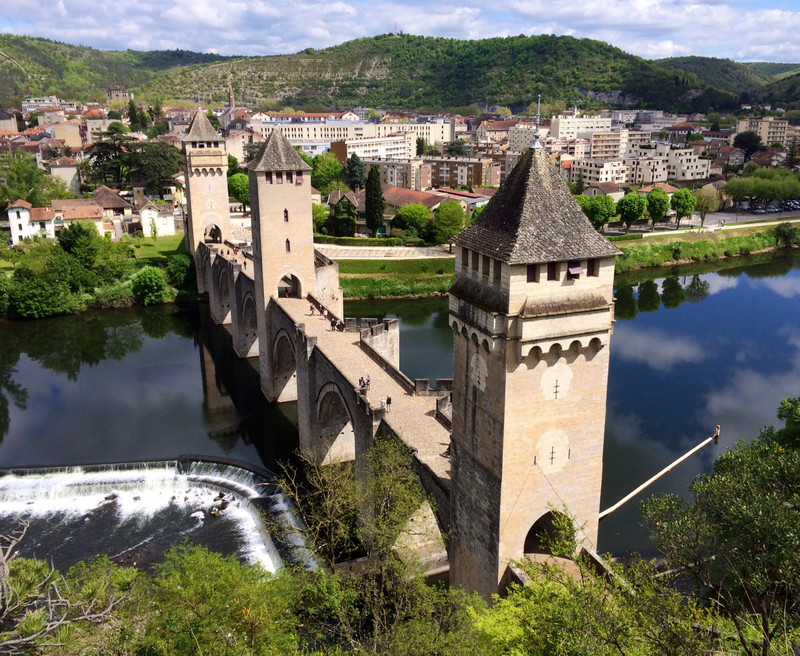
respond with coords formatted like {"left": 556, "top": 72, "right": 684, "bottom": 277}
{"left": 532, "top": 94, "right": 543, "bottom": 149}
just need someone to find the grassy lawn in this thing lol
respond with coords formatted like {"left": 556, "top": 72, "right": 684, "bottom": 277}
{"left": 335, "top": 258, "right": 455, "bottom": 298}
{"left": 132, "top": 234, "right": 187, "bottom": 265}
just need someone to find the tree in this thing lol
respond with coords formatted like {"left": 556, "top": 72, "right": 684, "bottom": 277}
{"left": 416, "top": 137, "right": 425, "bottom": 156}
{"left": 576, "top": 195, "right": 616, "bottom": 231}
{"left": 311, "top": 152, "right": 344, "bottom": 196}
{"left": 733, "top": 130, "right": 763, "bottom": 160}
{"left": 312, "top": 202, "right": 330, "bottom": 234}
{"left": 693, "top": 187, "right": 720, "bottom": 226}
{"left": 227, "top": 154, "right": 241, "bottom": 177}
{"left": 446, "top": 139, "right": 471, "bottom": 157}
{"left": 127, "top": 141, "right": 183, "bottom": 196}
{"left": 227, "top": 172, "right": 250, "bottom": 209}
{"left": 646, "top": 188, "right": 670, "bottom": 229}
{"left": 432, "top": 201, "right": 466, "bottom": 249}
{"left": 131, "top": 266, "right": 168, "bottom": 306}
{"left": 365, "top": 167, "right": 385, "bottom": 237}
{"left": 670, "top": 188, "right": 696, "bottom": 229}
{"left": 573, "top": 173, "right": 585, "bottom": 195}
{"left": 0, "top": 522, "right": 134, "bottom": 654}
{"left": 343, "top": 153, "right": 366, "bottom": 191}
{"left": 774, "top": 221, "right": 799, "bottom": 248}
{"left": 332, "top": 199, "right": 357, "bottom": 237}
{"left": 205, "top": 109, "right": 220, "bottom": 131}
{"left": 0, "top": 152, "right": 73, "bottom": 208}
{"left": 616, "top": 193, "right": 647, "bottom": 232}
{"left": 392, "top": 203, "right": 431, "bottom": 237}
{"left": 57, "top": 220, "right": 101, "bottom": 269}
{"left": 643, "top": 419, "right": 800, "bottom": 656}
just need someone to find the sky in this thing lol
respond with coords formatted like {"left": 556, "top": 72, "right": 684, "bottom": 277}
{"left": 1, "top": 0, "right": 799, "bottom": 63}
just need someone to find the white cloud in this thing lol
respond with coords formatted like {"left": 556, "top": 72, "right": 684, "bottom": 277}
{"left": 613, "top": 326, "right": 708, "bottom": 372}
{"left": 1, "top": 0, "right": 799, "bottom": 61}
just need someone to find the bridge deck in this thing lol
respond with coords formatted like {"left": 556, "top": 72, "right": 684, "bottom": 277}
{"left": 279, "top": 298, "right": 452, "bottom": 488}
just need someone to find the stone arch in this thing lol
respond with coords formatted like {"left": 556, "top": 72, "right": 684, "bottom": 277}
{"left": 524, "top": 510, "right": 571, "bottom": 555}
{"left": 278, "top": 274, "right": 301, "bottom": 299}
{"left": 210, "top": 265, "right": 233, "bottom": 324}
{"left": 239, "top": 293, "right": 259, "bottom": 357}
{"left": 195, "top": 246, "right": 211, "bottom": 293}
{"left": 272, "top": 330, "right": 297, "bottom": 402}
{"left": 316, "top": 382, "right": 356, "bottom": 464}
{"left": 204, "top": 224, "right": 222, "bottom": 243}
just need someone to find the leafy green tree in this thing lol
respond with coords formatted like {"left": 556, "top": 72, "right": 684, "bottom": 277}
{"left": 344, "top": 153, "right": 366, "bottom": 190}
{"left": 643, "top": 423, "right": 800, "bottom": 656}
{"left": 311, "top": 152, "right": 344, "bottom": 196}
{"left": 312, "top": 202, "right": 330, "bottom": 233}
{"left": 205, "top": 109, "right": 220, "bottom": 131}
{"left": 392, "top": 202, "right": 431, "bottom": 236}
{"left": 127, "top": 141, "right": 183, "bottom": 196}
{"left": 227, "top": 172, "right": 250, "bottom": 209}
{"left": 446, "top": 139, "right": 471, "bottom": 157}
{"left": 0, "top": 152, "right": 73, "bottom": 208}
{"left": 433, "top": 201, "right": 466, "bottom": 248}
{"left": 646, "top": 188, "right": 670, "bottom": 228}
{"left": 670, "top": 188, "right": 697, "bottom": 229}
{"left": 365, "top": 167, "right": 385, "bottom": 237}
{"left": 131, "top": 266, "right": 168, "bottom": 306}
{"left": 616, "top": 193, "right": 647, "bottom": 232}
{"left": 226, "top": 154, "right": 241, "bottom": 177}
{"left": 416, "top": 136, "right": 425, "bottom": 156}
{"left": 573, "top": 173, "right": 585, "bottom": 195}
{"left": 166, "top": 254, "right": 195, "bottom": 288}
{"left": 733, "top": 130, "right": 763, "bottom": 160}
{"left": 88, "top": 123, "right": 137, "bottom": 188}
{"left": 57, "top": 220, "right": 101, "bottom": 269}
{"left": 8, "top": 267, "right": 78, "bottom": 319}
{"left": 774, "top": 221, "right": 799, "bottom": 248}
{"left": 576, "top": 195, "right": 617, "bottom": 231}
{"left": 693, "top": 187, "right": 720, "bottom": 226}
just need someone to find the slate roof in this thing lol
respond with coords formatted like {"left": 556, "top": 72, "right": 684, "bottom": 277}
{"left": 93, "top": 185, "right": 132, "bottom": 209}
{"left": 246, "top": 130, "right": 311, "bottom": 172}
{"left": 453, "top": 147, "right": 620, "bottom": 264}
{"left": 183, "top": 111, "right": 221, "bottom": 143}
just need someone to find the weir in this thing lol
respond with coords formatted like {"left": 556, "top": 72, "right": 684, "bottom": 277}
{"left": 0, "top": 458, "right": 314, "bottom": 572}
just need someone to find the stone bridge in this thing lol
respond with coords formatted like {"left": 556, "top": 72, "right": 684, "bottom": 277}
{"left": 197, "top": 241, "right": 454, "bottom": 526}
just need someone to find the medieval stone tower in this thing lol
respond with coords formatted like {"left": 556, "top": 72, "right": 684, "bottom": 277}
{"left": 182, "top": 111, "right": 232, "bottom": 260}
{"left": 448, "top": 146, "right": 620, "bottom": 598}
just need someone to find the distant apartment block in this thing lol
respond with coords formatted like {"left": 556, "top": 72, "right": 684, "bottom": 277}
{"left": 22, "top": 96, "right": 77, "bottom": 113}
{"left": 736, "top": 117, "right": 789, "bottom": 146}
{"left": 330, "top": 133, "right": 415, "bottom": 163}
{"left": 421, "top": 155, "right": 501, "bottom": 188}
{"left": 549, "top": 114, "right": 612, "bottom": 139}
{"left": 362, "top": 158, "right": 431, "bottom": 190}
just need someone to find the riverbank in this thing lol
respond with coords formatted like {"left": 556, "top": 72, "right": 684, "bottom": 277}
{"left": 336, "top": 222, "right": 799, "bottom": 299}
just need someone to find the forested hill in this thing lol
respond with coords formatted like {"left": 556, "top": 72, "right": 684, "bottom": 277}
{"left": 0, "top": 34, "right": 237, "bottom": 104}
{"left": 655, "top": 55, "right": 800, "bottom": 105}
{"left": 7, "top": 32, "right": 799, "bottom": 111}
{"left": 140, "top": 34, "right": 737, "bottom": 112}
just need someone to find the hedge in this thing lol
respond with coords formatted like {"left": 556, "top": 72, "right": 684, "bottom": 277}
{"left": 608, "top": 233, "right": 644, "bottom": 242}
{"left": 313, "top": 235, "right": 426, "bottom": 247}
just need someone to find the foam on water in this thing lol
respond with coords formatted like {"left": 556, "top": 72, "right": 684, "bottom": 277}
{"left": 0, "top": 460, "right": 310, "bottom": 572}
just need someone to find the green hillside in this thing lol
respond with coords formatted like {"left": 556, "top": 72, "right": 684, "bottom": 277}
{"left": 754, "top": 71, "right": 800, "bottom": 105}
{"left": 138, "top": 33, "right": 737, "bottom": 112}
{"left": 655, "top": 56, "right": 770, "bottom": 95}
{"left": 745, "top": 62, "right": 800, "bottom": 80}
{"left": 0, "top": 34, "right": 236, "bottom": 104}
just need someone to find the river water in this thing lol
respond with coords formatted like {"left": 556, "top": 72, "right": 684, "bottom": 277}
{"left": 1, "top": 251, "right": 799, "bottom": 560}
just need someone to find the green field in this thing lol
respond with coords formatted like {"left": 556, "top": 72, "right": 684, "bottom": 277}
{"left": 336, "top": 258, "right": 455, "bottom": 298}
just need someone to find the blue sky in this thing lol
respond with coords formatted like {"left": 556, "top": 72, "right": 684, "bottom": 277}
{"left": 1, "top": 0, "right": 799, "bottom": 63}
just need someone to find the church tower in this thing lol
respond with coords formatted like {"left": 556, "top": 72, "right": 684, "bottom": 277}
{"left": 448, "top": 146, "right": 620, "bottom": 598}
{"left": 182, "top": 111, "right": 232, "bottom": 258}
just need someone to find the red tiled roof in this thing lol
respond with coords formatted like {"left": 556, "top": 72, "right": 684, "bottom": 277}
{"left": 63, "top": 205, "right": 103, "bottom": 220}
{"left": 31, "top": 207, "right": 54, "bottom": 221}
{"left": 8, "top": 199, "right": 32, "bottom": 209}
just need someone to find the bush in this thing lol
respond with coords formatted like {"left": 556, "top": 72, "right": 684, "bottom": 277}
{"left": 166, "top": 254, "right": 195, "bottom": 288}
{"left": 91, "top": 281, "right": 134, "bottom": 309}
{"left": 775, "top": 222, "right": 800, "bottom": 248}
{"left": 9, "top": 268, "right": 80, "bottom": 318}
{"left": 608, "top": 233, "right": 643, "bottom": 242}
{"left": 131, "top": 266, "right": 168, "bottom": 306}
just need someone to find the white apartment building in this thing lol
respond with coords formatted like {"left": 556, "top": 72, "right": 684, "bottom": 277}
{"left": 549, "top": 114, "right": 612, "bottom": 139}
{"left": 507, "top": 124, "right": 551, "bottom": 152}
{"left": 569, "top": 159, "right": 629, "bottom": 185}
{"left": 330, "top": 133, "right": 414, "bottom": 162}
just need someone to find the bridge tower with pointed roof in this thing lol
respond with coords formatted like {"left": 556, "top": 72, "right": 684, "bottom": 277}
{"left": 182, "top": 110, "right": 232, "bottom": 260}
{"left": 448, "top": 146, "right": 620, "bottom": 598}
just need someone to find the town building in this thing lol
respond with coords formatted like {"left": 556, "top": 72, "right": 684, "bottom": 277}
{"left": 736, "top": 117, "right": 789, "bottom": 146}
{"left": 330, "top": 133, "right": 415, "bottom": 163}
{"left": 362, "top": 158, "right": 431, "bottom": 190}
{"left": 421, "top": 155, "right": 501, "bottom": 188}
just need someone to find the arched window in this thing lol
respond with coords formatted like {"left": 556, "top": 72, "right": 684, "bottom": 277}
{"left": 284, "top": 209, "right": 289, "bottom": 222}
{"left": 285, "top": 239, "right": 291, "bottom": 252}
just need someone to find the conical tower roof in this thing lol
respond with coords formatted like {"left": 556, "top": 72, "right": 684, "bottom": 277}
{"left": 182, "top": 110, "right": 221, "bottom": 143}
{"left": 454, "top": 148, "right": 619, "bottom": 264}
{"left": 246, "top": 130, "right": 311, "bottom": 172}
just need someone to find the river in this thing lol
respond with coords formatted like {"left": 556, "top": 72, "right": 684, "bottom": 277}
{"left": 1, "top": 250, "right": 799, "bottom": 559}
